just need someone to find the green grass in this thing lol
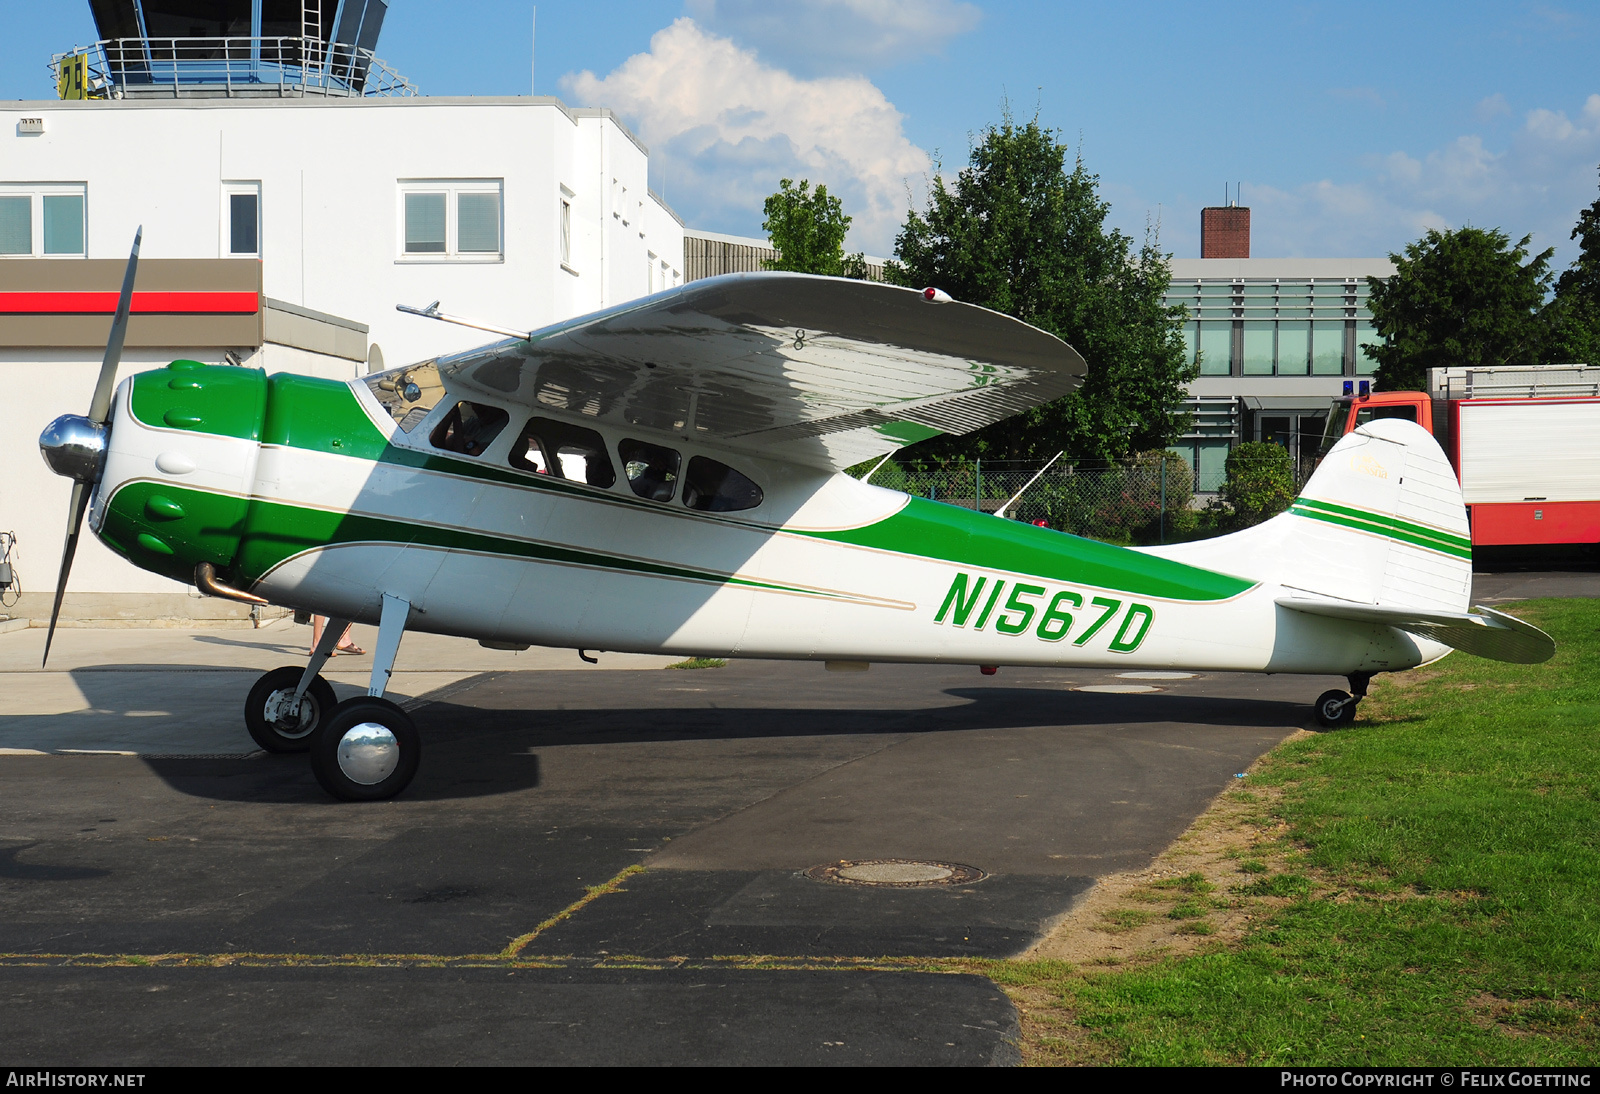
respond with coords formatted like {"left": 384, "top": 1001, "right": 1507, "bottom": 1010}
{"left": 997, "top": 598, "right": 1600, "bottom": 1066}
{"left": 665, "top": 657, "right": 728, "bottom": 670}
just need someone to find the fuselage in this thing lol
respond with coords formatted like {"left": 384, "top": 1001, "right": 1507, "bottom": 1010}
{"left": 87, "top": 361, "right": 1444, "bottom": 676}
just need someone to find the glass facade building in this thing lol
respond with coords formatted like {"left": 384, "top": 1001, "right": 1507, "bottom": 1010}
{"left": 1162, "top": 258, "right": 1395, "bottom": 492}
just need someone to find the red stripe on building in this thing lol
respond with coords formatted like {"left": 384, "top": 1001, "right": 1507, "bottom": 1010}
{"left": 0, "top": 291, "right": 260, "bottom": 315}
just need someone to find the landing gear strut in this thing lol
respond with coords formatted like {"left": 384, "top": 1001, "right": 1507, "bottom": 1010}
{"left": 246, "top": 595, "right": 421, "bottom": 801}
{"left": 1313, "top": 672, "right": 1372, "bottom": 729}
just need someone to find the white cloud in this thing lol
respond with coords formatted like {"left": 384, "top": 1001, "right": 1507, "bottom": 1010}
{"left": 1475, "top": 92, "right": 1512, "bottom": 122}
{"left": 562, "top": 18, "right": 931, "bottom": 254}
{"left": 684, "top": 0, "right": 981, "bottom": 74}
{"left": 1203, "top": 94, "right": 1600, "bottom": 264}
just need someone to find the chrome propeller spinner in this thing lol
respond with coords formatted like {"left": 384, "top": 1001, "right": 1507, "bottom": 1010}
{"left": 37, "top": 227, "right": 141, "bottom": 666}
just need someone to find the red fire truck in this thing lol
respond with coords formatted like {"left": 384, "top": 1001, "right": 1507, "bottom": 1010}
{"left": 1322, "top": 364, "right": 1600, "bottom": 547}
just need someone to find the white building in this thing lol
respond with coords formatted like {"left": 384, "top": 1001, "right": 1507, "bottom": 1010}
{"left": 2, "top": 93, "right": 683, "bottom": 624}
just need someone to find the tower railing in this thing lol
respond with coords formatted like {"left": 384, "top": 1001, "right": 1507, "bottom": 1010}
{"left": 50, "top": 37, "right": 419, "bottom": 98}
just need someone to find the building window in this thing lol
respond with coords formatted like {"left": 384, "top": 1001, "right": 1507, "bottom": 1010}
{"left": 0, "top": 197, "right": 31, "bottom": 255}
{"left": 404, "top": 193, "right": 447, "bottom": 253}
{"left": 399, "top": 181, "right": 503, "bottom": 260}
{"left": 0, "top": 184, "right": 86, "bottom": 257}
{"left": 1277, "top": 321, "right": 1311, "bottom": 376}
{"left": 224, "top": 183, "right": 260, "bottom": 256}
{"left": 1311, "top": 321, "right": 1345, "bottom": 375}
{"left": 1197, "top": 321, "right": 1231, "bottom": 375}
{"left": 43, "top": 195, "right": 84, "bottom": 254}
{"left": 1242, "top": 321, "right": 1274, "bottom": 375}
{"left": 560, "top": 198, "right": 572, "bottom": 267}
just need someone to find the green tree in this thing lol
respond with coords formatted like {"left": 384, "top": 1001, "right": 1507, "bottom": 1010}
{"left": 1366, "top": 226, "right": 1555, "bottom": 393}
{"left": 761, "top": 178, "right": 868, "bottom": 278}
{"left": 886, "top": 115, "right": 1194, "bottom": 464}
{"left": 1217, "top": 441, "right": 1295, "bottom": 529}
{"left": 1547, "top": 166, "right": 1600, "bottom": 366}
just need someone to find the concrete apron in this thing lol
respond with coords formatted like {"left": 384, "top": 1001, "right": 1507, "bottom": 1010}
{"left": 0, "top": 621, "right": 678, "bottom": 756}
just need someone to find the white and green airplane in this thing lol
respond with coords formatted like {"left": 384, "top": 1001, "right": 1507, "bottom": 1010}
{"left": 38, "top": 233, "right": 1553, "bottom": 801}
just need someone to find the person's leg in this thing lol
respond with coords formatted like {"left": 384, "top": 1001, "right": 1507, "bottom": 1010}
{"left": 311, "top": 615, "right": 325, "bottom": 653}
{"left": 335, "top": 622, "right": 363, "bottom": 655}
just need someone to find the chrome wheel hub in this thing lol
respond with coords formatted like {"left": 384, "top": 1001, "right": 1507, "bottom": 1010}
{"left": 336, "top": 722, "right": 400, "bottom": 785}
{"left": 265, "top": 688, "right": 317, "bottom": 738}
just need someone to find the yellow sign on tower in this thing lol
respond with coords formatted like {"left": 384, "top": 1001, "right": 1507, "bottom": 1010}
{"left": 57, "top": 53, "right": 89, "bottom": 100}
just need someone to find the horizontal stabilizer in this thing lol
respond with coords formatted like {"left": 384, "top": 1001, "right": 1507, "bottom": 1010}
{"left": 1275, "top": 597, "right": 1555, "bottom": 664}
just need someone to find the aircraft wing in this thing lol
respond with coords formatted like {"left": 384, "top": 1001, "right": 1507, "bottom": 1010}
{"left": 432, "top": 272, "right": 1086, "bottom": 471}
{"left": 1275, "top": 598, "right": 1555, "bottom": 664}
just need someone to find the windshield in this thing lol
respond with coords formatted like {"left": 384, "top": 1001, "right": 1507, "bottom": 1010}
{"left": 365, "top": 361, "right": 445, "bottom": 433}
{"left": 1319, "top": 399, "right": 1352, "bottom": 456}
{"left": 1355, "top": 404, "right": 1417, "bottom": 427}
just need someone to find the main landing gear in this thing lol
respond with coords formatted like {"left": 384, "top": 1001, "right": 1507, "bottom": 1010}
{"left": 244, "top": 594, "right": 419, "bottom": 801}
{"left": 1313, "top": 672, "right": 1372, "bottom": 729}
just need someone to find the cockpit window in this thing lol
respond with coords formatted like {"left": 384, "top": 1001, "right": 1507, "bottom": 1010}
{"left": 682, "top": 456, "right": 763, "bottom": 512}
{"left": 619, "top": 439, "right": 680, "bottom": 502}
{"left": 430, "top": 401, "right": 509, "bottom": 457}
{"left": 365, "top": 362, "right": 445, "bottom": 433}
{"left": 510, "top": 417, "right": 616, "bottom": 488}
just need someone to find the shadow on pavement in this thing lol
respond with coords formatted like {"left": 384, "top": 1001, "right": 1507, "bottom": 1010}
{"left": 141, "top": 686, "right": 1307, "bottom": 804}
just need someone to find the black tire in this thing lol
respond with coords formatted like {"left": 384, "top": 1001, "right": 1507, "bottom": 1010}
{"left": 310, "top": 696, "right": 420, "bottom": 802}
{"left": 244, "top": 666, "right": 338, "bottom": 753}
{"left": 1313, "top": 688, "right": 1357, "bottom": 728}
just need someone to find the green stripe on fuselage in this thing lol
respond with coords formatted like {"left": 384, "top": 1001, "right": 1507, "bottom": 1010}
{"left": 1289, "top": 499, "right": 1472, "bottom": 559}
{"left": 145, "top": 374, "right": 1257, "bottom": 603}
{"left": 799, "top": 496, "right": 1257, "bottom": 603}
{"left": 1292, "top": 496, "right": 1471, "bottom": 551}
{"left": 101, "top": 483, "right": 840, "bottom": 600}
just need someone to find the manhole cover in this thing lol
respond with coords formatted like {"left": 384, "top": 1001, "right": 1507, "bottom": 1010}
{"left": 1074, "top": 683, "right": 1159, "bottom": 693}
{"left": 1116, "top": 671, "right": 1196, "bottom": 680}
{"left": 804, "top": 859, "right": 987, "bottom": 887}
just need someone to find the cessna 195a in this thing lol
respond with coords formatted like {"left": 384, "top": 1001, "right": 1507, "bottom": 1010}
{"left": 38, "top": 232, "right": 1554, "bottom": 801}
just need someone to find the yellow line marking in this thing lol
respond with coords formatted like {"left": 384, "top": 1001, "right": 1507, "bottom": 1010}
{"left": 0, "top": 952, "right": 960, "bottom": 973}
{"left": 500, "top": 864, "right": 644, "bottom": 959}
{"left": 0, "top": 865, "right": 977, "bottom": 974}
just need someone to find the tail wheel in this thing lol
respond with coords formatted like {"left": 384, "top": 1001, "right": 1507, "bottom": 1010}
{"left": 1313, "top": 689, "right": 1357, "bottom": 728}
{"left": 310, "top": 696, "right": 420, "bottom": 802}
{"left": 245, "top": 666, "right": 337, "bottom": 753}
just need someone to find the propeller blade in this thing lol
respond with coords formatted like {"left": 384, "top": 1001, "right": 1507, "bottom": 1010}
{"left": 44, "top": 227, "right": 140, "bottom": 665}
{"left": 42, "top": 481, "right": 91, "bottom": 668}
{"left": 87, "top": 226, "right": 141, "bottom": 425}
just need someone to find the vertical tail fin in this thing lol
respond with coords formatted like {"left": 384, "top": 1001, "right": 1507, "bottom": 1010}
{"left": 1150, "top": 419, "right": 1472, "bottom": 611}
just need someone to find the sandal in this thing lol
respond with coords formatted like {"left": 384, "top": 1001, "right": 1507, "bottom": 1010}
{"left": 334, "top": 643, "right": 365, "bottom": 656}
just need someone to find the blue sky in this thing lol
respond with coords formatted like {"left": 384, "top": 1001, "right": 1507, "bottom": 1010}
{"left": 5, "top": 1, "right": 1598, "bottom": 265}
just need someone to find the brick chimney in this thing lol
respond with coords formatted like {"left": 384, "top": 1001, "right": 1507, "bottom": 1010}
{"left": 1201, "top": 205, "right": 1250, "bottom": 259}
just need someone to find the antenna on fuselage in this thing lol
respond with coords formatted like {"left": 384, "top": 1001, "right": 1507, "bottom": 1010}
{"left": 396, "top": 300, "right": 530, "bottom": 341}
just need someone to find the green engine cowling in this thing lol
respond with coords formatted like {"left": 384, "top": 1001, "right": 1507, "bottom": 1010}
{"left": 97, "top": 360, "right": 267, "bottom": 587}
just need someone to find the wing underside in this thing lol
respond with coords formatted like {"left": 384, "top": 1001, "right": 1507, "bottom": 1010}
{"left": 1276, "top": 597, "right": 1555, "bottom": 664}
{"left": 432, "top": 273, "right": 1086, "bottom": 470}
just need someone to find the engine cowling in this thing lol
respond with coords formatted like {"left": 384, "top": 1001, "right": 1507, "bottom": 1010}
{"left": 94, "top": 360, "right": 267, "bottom": 587}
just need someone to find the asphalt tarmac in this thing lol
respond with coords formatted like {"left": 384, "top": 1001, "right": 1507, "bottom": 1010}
{"left": 0, "top": 654, "right": 1332, "bottom": 1066}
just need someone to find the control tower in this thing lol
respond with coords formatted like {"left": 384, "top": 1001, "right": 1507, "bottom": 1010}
{"left": 55, "top": 0, "right": 416, "bottom": 99}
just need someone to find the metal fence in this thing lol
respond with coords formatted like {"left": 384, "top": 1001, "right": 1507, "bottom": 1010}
{"left": 864, "top": 455, "right": 1316, "bottom": 545}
